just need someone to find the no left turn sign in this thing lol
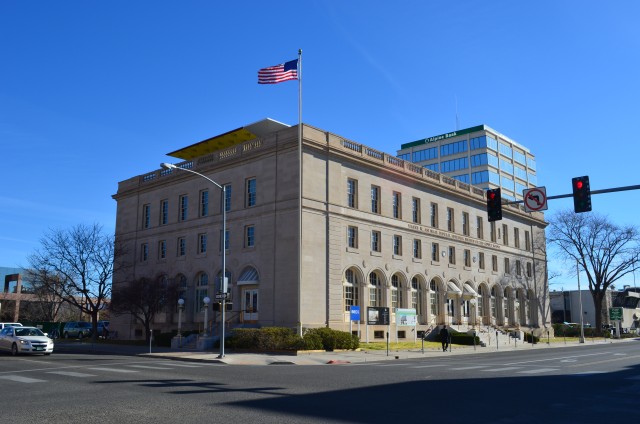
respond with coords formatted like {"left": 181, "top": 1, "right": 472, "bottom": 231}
{"left": 523, "top": 187, "right": 548, "bottom": 212}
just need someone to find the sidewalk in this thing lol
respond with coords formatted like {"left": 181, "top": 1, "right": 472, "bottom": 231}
{"left": 54, "top": 337, "right": 631, "bottom": 366}
{"left": 143, "top": 337, "right": 627, "bottom": 365}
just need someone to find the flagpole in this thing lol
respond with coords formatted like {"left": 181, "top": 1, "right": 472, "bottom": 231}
{"left": 297, "top": 48, "right": 303, "bottom": 337}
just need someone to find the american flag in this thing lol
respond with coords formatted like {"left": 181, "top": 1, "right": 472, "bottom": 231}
{"left": 258, "top": 59, "right": 298, "bottom": 84}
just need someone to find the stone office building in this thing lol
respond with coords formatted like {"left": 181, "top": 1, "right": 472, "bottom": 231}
{"left": 111, "top": 119, "right": 549, "bottom": 340}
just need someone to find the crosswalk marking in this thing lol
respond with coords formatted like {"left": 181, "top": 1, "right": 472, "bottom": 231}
{"left": 481, "top": 367, "right": 522, "bottom": 372}
{"left": 47, "top": 371, "right": 96, "bottom": 378}
{"left": 0, "top": 375, "right": 46, "bottom": 383}
{"left": 128, "top": 365, "right": 173, "bottom": 370}
{"left": 518, "top": 368, "right": 557, "bottom": 374}
{"left": 88, "top": 367, "right": 139, "bottom": 373}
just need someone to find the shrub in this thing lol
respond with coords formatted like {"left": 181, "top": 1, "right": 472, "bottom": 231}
{"left": 303, "top": 327, "right": 358, "bottom": 350}
{"left": 226, "top": 327, "right": 304, "bottom": 351}
{"left": 449, "top": 333, "right": 480, "bottom": 346}
{"left": 524, "top": 332, "right": 540, "bottom": 343}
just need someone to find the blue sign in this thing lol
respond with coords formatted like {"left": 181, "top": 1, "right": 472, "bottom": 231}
{"left": 350, "top": 306, "right": 360, "bottom": 321}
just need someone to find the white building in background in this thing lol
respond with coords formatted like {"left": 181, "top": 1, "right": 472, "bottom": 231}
{"left": 396, "top": 125, "right": 537, "bottom": 201}
{"left": 111, "top": 119, "right": 549, "bottom": 341}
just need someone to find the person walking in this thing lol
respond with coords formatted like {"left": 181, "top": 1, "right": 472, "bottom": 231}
{"left": 440, "top": 325, "right": 450, "bottom": 352}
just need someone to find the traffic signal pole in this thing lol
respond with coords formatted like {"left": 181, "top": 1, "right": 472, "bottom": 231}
{"left": 502, "top": 184, "right": 640, "bottom": 206}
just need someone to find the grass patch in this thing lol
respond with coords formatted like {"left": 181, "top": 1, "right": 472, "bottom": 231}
{"left": 360, "top": 341, "right": 446, "bottom": 351}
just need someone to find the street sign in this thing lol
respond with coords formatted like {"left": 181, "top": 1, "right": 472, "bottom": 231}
{"left": 214, "top": 293, "right": 228, "bottom": 301}
{"left": 367, "top": 307, "right": 390, "bottom": 325}
{"left": 349, "top": 306, "right": 360, "bottom": 321}
{"left": 523, "top": 187, "right": 548, "bottom": 212}
{"left": 609, "top": 307, "right": 623, "bottom": 320}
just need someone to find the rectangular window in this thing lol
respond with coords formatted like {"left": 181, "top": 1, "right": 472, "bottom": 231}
{"left": 177, "top": 237, "right": 186, "bottom": 257}
{"left": 142, "top": 204, "right": 151, "bottom": 229}
{"left": 464, "top": 249, "right": 471, "bottom": 267}
{"left": 344, "top": 286, "right": 358, "bottom": 311}
{"left": 516, "top": 260, "right": 522, "bottom": 276}
{"left": 502, "top": 224, "right": 509, "bottom": 246}
{"left": 160, "top": 199, "right": 168, "bottom": 225}
{"left": 504, "top": 257, "right": 510, "bottom": 274}
{"left": 413, "top": 239, "right": 422, "bottom": 259}
{"left": 198, "top": 233, "right": 207, "bottom": 254}
{"left": 347, "top": 226, "right": 358, "bottom": 248}
{"left": 393, "top": 235, "right": 402, "bottom": 256}
{"left": 347, "top": 178, "right": 358, "bottom": 208}
{"left": 526, "top": 262, "right": 533, "bottom": 278}
{"left": 412, "top": 197, "right": 421, "bottom": 223}
{"left": 478, "top": 252, "right": 485, "bottom": 270}
{"left": 392, "top": 191, "right": 401, "bottom": 219}
{"left": 245, "top": 225, "right": 255, "bottom": 248}
{"left": 179, "top": 195, "right": 188, "bottom": 222}
{"left": 430, "top": 203, "right": 438, "bottom": 228}
{"left": 514, "top": 228, "right": 520, "bottom": 249}
{"left": 447, "top": 207, "right": 455, "bottom": 232}
{"left": 371, "top": 230, "right": 381, "bottom": 252}
{"left": 477, "top": 216, "right": 484, "bottom": 239}
{"left": 223, "top": 184, "right": 231, "bottom": 212}
{"left": 525, "top": 231, "right": 531, "bottom": 251}
{"left": 432, "top": 242, "right": 439, "bottom": 262}
{"left": 448, "top": 246, "right": 456, "bottom": 264}
{"left": 246, "top": 178, "right": 257, "bottom": 207}
{"left": 220, "top": 229, "right": 230, "bottom": 251}
{"left": 492, "top": 255, "right": 498, "bottom": 272}
{"left": 159, "top": 240, "right": 166, "bottom": 259}
{"left": 490, "top": 222, "right": 497, "bottom": 242}
{"left": 462, "top": 212, "right": 469, "bottom": 236}
{"left": 200, "top": 190, "right": 209, "bottom": 217}
{"left": 371, "top": 185, "right": 381, "bottom": 214}
{"left": 140, "top": 243, "right": 148, "bottom": 262}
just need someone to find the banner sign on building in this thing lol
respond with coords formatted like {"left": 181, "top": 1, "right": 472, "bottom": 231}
{"left": 367, "top": 307, "right": 390, "bottom": 325}
{"left": 396, "top": 308, "right": 417, "bottom": 326}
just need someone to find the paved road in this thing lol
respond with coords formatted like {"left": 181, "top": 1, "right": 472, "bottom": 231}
{"left": 0, "top": 340, "right": 638, "bottom": 423}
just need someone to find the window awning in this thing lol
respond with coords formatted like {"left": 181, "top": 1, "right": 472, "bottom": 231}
{"left": 463, "top": 283, "right": 479, "bottom": 299}
{"left": 238, "top": 267, "right": 259, "bottom": 285}
{"left": 446, "top": 281, "right": 462, "bottom": 296}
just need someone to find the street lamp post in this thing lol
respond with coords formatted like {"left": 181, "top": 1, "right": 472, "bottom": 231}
{"left": 203, "top": 296, "right": 211, "bottom": 336}
{"left": 161, "top": 162, "right": 227, "bottom": 358}
{"left": 177, "top": 298, "right": 184, "bottom": 347}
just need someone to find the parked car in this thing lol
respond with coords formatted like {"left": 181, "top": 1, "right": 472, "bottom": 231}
{"left": 97, "top": 321, "right": 110, "bottom": 338}
{"left": 0, "top": 323, "right": 23, "bottom": 329}
{"left": 62, "top": 321, "right": 93, "bottom": 339}
{"left": 0, "top": 326, "right": 54, "bottom": 355}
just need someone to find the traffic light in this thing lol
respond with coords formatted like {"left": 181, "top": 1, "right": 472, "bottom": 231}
{"left": 572, "top": 176, "right": 592, "bottom": 213}
{"left": 486, "top": 188, "right": 502, "bottom": 222}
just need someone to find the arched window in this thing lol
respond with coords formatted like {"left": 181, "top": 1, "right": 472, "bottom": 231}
{"left": 478, "top": 286, "right": 485, "bottom": 318}
{"left": 490, "top": 286, "right": 496, "bottom": 319}
{"left": 369, "top": 272, "right": 380, "bottom": 307}
{"left": 391, "top": 274, "right": 403, "bottom": 311}
{"left": 344, "top": 269, "right": 359, "bottom": 312}
{"left": 430, "top": 279, "right": 439, "bottom": 316}
{"left": 195, "top": 273, "right": 209, "bottom": 313}
{"left": 411, "top": 277, "right": 421, "bottom": 312}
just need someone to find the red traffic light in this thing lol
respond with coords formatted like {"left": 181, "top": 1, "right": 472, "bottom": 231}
{"left": 575, "top": 181, "right": 583, "bottom": 190}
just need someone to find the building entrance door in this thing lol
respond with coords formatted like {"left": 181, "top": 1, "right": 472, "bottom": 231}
{"left": 242, "top": 288, "right": 258, "bottom": 321}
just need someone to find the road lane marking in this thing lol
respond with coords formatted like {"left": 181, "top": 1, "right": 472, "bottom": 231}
{"left": 450, "top": 366, "right": 487, "bottom": 370}
{"left": 47, "top": 371, "right": 96, "bottom": 378}
{"left": 505, "top": 351, "right": 612, "bottom": 366}
{"left": 127, "top": 365, "right": 173, "bottom": 370}
{"left": 410, "top": 365, "right": 446, "bottom": 368}
{"left": 0, "top": 375, "right": 46, "bottom": 383}
{"left": 481, "top": 367, "right": 522, "bottom": 372}
{"left": 518, "top": 368, "right": 557, "bottom": 374}
{"left": 153, "top": 362, "right": 203, "bottom": 368}
{"left": 572, "top": 371, "right": 608, "bottom": 376}
{"left": 88, "top": 367, "right": 139, "bottom": 373}
{"left": 625, "top": 375, "right": 640, "bottom": 380}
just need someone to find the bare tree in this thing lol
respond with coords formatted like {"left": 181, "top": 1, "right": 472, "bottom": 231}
{"left": 548, "top": 210, "right": 640, "bottom": 333}
{"left": 27, "top": 223, "right": 116, "bottom": 340}
{"left": 24, "top": 269, "right": 67, "bottom": 322}
{"left": 110, "top": 276, "right": 179, "bottom": 343}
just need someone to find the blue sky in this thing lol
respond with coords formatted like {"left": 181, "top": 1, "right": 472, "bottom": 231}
{"left": 2, "top": 1, "right": 639, "bottom": 290}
